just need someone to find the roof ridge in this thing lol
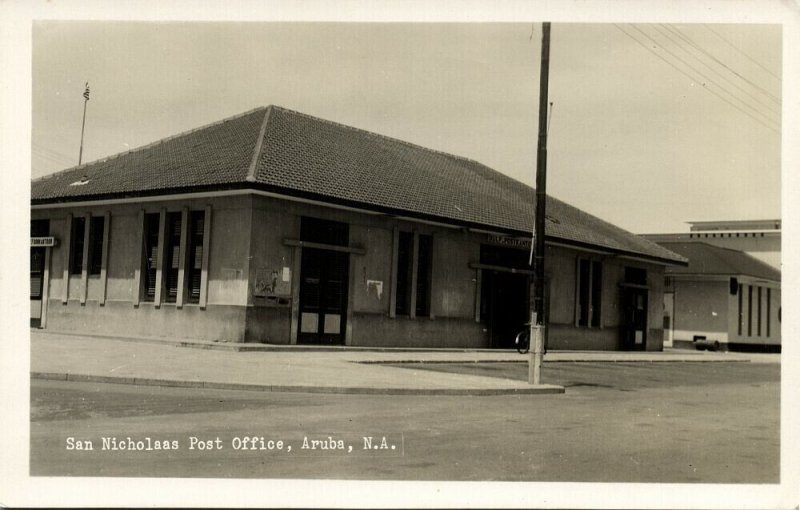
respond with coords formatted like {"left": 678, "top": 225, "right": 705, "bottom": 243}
{"left": 270, "top": 105, "right": 495, "bottom": 169}
{"left": 246, "top": 106, "right": 273, "bottom": 183}
{"left": 32, "top": 106, "right": 268, "bottom": 183}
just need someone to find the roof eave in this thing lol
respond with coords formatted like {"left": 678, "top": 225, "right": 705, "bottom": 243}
{"left": 32, "top": 182, "right": 687, "bottom": 266}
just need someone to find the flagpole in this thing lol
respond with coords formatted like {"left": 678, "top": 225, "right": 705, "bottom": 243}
{"left": 78, "top": 82, "right": 89, "bottom": 166}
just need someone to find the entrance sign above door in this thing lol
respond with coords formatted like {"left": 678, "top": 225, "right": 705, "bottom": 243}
{"left": 486, "top": 234, "right": 531, "bottom": 250}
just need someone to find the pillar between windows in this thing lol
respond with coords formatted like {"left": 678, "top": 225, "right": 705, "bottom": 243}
{"left": 154, "top": 208, "right": 166, "bottom": 308}
{"left": 133, "top": 210, "right": 144, "bottom": 307}
{"left": 62, "top": 213, "right": 72, "bottom": 304}
{"left": 98, "top": 211, "right": 110, "bottom": 306}
{"left": 79, "top": 212, "right": 91, "bottom": 305}
{"left": 176, "top": 207, "right": 189, "bottom": 308}
{"left": 199, "top": 205, "right": 211, "bottom": 309}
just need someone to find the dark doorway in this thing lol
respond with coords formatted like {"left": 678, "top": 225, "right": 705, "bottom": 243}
{"left": 30, "top": 220, "right": 49, "bottom": 328}
{"left": 482, "top": 270, "right": 530, "bottom": 349}
{"left": 621, "top": 287, "right": 648, "bottom": 350}
{"left": 297, "top": 217, "right": 350, "bottom": 345}
{"left": 479, "top": 244, "right": 531, "bottom": 349}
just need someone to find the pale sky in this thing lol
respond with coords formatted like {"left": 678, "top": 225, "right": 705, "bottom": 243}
{"left": 31, "top": 21, "right": 782, "bottom": 233}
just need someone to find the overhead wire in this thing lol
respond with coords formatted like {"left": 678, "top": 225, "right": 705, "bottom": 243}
{"left": 628, "top": 24, "right": 779, "bottom": 130}
{"left": 668, "top": 24, "right": 781, "bottom": 105}
{"left": 703, "top": 24, "right": 781, "bottom": 82}
{"left": 654, "top": 24, "right": 780, "bottom": 123}
{"left": 613, "top": 24, "right": 780, "bottom": 134}
{"left": 658, "top": 24, "right": 781, "bottom": 116}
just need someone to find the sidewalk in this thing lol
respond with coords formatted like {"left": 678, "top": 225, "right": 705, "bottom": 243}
{"left": 30, "top": 330, "right": 773, "bottom": 396}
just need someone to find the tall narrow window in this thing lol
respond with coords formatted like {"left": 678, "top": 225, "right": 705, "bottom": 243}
{"left": 186, "top": 210, "right": 205, "bottom": 304}
{"left": 164, "top": 212, "right": 182, "bottom": 303}
{"left": 88, "top": 216, "right": 105, "bottom": 275}
{"left": 747, "top": 285, "right": 753, "bottom": 337}
{"left": 590, "top": 260, "right": 602, "bottom": 327}
{"left": 416, "top": 234, "right": 433, "bottom": 317}
{"left": 395, "top": 232, "right": 413, "bottom": 316}
{"left": 766, "top": 288, "right": 771, "bottom": 338}
{"left": 737, "top": 284, "right": 743, "bottom": 336}
{"left": 577, "top": 258, "right": 604, "bottom": 327}
{"left": 577, "top": 258, "right": 590, "bottom": 326}
{"left": 757, "top": 286, "right": 762, "bottom": 337}
{"left": 142, "top": 213, "right": 160, "bottom": 302}
{"left": 69, "top": 217, "right": 86, "bottom": 275}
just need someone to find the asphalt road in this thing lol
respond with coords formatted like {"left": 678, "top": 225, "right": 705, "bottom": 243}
{"left": 30, "top": 362, "right": 780, "bottom": 482}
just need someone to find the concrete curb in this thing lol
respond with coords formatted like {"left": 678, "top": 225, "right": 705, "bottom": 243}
{"left": 31, "top": 330, "right": 755, "bottom": 362}
{"left": 359, "top": 358, "right": 750, "bottom": 364}
{"left": 30, "top": 372, "right": 566, "bottom": 396}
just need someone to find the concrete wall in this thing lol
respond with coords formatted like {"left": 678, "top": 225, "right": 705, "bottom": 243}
{"left": 672, "top": 280, "right": 729, "bottom": 346}
{"left": 32, "top": 196, "right": 252, "bottom": 342}
{"left": 244, "top": 195, "right": 485, "bottom": 347}
{"left": 544, "top": 245, "right": 666, "bottom": 351}
{"left": 667, "top": 277, "right": 781, "bottom": 350}
{"left": 33, "top": 192, "right": 669, "bottom": 350}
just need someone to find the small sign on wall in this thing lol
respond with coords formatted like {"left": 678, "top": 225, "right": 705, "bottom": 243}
{"left": 255, "top": 267, "right": 291, "bottom": 297}
{"left": 31, "top": 237, "right": 57, "bottom": 247}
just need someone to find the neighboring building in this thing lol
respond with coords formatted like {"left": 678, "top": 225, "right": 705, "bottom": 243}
{"left": 645, "top": 219, "right": 781, "bottom": 270}
{"left": 31, "top": 105, "right": 686, "bottom": 350}
{"left": 655, "top": 242, "right": 781, "bottom": 352}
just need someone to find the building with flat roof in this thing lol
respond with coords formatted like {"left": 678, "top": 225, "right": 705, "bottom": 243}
{"left": 31, "top": 105, "right": 686, "bottom": 350}
{"left": 644, "top": 219, "right": 781, "bottom": 270}
{"left": 656, "top": 242, "right": 780, "bottom": 352}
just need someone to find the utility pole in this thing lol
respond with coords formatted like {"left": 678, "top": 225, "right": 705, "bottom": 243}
{"left": 529, "top": 22, "right": 551, "bottom": 385}
{"left": 78, "top": 82, "right": 90, "bottom": 166}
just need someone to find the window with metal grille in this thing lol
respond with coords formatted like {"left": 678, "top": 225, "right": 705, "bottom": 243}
{"left": 88, "top": 216, "right": 105, "bottom": 275}
{"left": 416, "top": 234, "right": 433, "bottom": 317}
{"left": 69, "top": 217, "right": 86, "bottom": 275}
{"left": 577, "top": 258, "right": 603, "bottom": 327}
{"left": 30, "top": 220, "right": 49, "bottom": 300}
{"left": 164, "top": 212, "right": 182, "bottom": 303}
{"left": 395, "top": 232, "right": 433, "bottom": 317}
{"left": 395, "top": 232, "right": 414, "bottom": 316}
{"left": 186, "top": 211, "right": 205, "bottom": 304}
{"left": 142, "top": 213, "right": 160, "bottom": 302}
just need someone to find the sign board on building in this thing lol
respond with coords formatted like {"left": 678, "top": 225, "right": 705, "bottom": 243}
{"left": 486, "top": 234, "right": 532, "bottom": 250}
{"left": 30, "top": 237, "right": 57, "bottom": 247}
{"left": 254, "top": 267, "right": 291, "bottom": 298}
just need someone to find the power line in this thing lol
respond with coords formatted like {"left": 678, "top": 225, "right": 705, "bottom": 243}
{"left": 627, "top": 24, "right": 780, "bottom": 131}
{"left": 613, "top": 24, "right": 780, "bottom": 134}
{"left": 629, "top": 25, "right": 779, "bottom": 129}
{"left": 655, "top": 24, "right": 780, "bottom": 119}
{"left": 704, "top": 24, "right": 781, "bottom": 82}
{"left": 670, "top": 24, "right": 781, "bottom": 104}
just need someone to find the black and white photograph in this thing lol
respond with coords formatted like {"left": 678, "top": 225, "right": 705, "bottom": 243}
{"left": 1, "top": 0, "right": 798, "bottom": 508}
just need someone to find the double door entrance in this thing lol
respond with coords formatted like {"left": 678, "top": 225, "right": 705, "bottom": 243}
{"left": 298, "top": 248, "right": 349, "bottom": 345}
{"left": 297, "top": 218, "right": 350, "bottom": 345}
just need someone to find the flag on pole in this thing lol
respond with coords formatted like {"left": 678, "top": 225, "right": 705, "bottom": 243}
{"left": 83, "top": 82, "right": 90, "bottom": 101}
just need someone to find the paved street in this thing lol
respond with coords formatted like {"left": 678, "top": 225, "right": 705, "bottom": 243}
{"left": 30, "top": 361, "right": 779, "bottom": 482}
